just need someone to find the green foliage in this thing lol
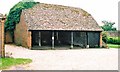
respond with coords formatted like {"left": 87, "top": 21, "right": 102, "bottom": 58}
{"left": 102, "top": 32, "right": 120, "bottom": 44}
{"left": 102, "top": 32, "right": 108, "bottom": 43}
{"left": 5, "top": 0, "right": 39, "bottom": 41}
{"left": 107, "top": 37, "right": 120, "bottom": 44}
{"left": 101, "top": 21, "right": 117, "bottom": 31}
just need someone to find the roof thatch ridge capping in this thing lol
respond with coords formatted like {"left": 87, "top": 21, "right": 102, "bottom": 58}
{"left": 22, "top": 3, "right": 103, "bottom": 31}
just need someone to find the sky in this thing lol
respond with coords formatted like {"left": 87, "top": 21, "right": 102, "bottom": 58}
{"left": 0, "top": 0, "right": 119, "bottom": 29}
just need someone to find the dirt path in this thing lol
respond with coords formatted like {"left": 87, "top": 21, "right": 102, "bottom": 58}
{"left": 5, "top": 44, "right": 118, "bottom": 70}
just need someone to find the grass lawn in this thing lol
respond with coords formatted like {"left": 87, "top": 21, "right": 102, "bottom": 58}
{"left": 0, "top": 58, "right": 32, "bottom": 70}
{"left": 107, "top": 44, "right": 120, "bottom": 48}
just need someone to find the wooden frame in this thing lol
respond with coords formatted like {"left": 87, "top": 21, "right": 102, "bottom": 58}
{"left": 0, "top": 18, "right": 5, "bottom": 57}
{"left": 71, "top": 32, "right": 73, "bottom": 49}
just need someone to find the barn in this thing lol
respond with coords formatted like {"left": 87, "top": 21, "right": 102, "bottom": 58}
{"left": 14, "top": 3, "right": 103, "bottom": 49}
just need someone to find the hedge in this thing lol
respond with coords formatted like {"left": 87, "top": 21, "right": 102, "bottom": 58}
{"left": 107, "top": 37, "right": 120, "bottom": 44}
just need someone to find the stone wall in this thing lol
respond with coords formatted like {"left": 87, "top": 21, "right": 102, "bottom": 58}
{"left": 5, "top": 31, "right": 13, "bottom": 43}
{"left": 106, "top": 31, "right": 119, "bottom": 37}
{"left": 14, "top": 13, "right": 32, "bottom": 49}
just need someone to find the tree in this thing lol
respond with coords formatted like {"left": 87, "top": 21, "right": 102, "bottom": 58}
{"left": 5, "top": 0, "right": 39, "bottom": 41}
{"left": 101, "top": 20, "right": 117, "bottom": 31}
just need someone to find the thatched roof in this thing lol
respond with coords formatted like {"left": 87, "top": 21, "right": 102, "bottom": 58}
{"left": 22, "top": 3, "right": 102, "bottom": 31}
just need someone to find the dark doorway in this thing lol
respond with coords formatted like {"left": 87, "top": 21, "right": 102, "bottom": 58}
{"left": 54, "top": 31, "right": 71, "bottom": 46}
{"left": 32, "top": 31, "right": 52, "bottom": 47}
{"left": 32, "top": 30, "right": 100, "bottom": 49}
{"left": 32, "top": 31, "right": 71, "bottom": 48}
{"left": 41, "top": 31, "right": 52, "bottom": 46}
{"left": 87, "top": 32, "right": 100, "bottom": 48}
{"left": 73, "top": 32, "right": 87, "bottom": 48}
{"left": 32, "top": 31, "right": 39, "bottom": 46}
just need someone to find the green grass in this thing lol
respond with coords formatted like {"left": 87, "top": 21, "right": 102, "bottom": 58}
{"left": 0, "top": 58, "right": 32, "bottom": 70}
{"left": 107, "top": 44, "right": 120, "bottom": 48}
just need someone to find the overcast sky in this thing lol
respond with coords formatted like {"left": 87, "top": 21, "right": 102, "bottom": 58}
{"left": 0, "top": 0, "right": 119, "bottom": 29}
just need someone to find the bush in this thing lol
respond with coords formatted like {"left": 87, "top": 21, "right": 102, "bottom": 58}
{"left": 107, "top": 38, "right": 113, "bottom": 44}
{"left": 107, "top": 37, "right": 120, "bottom": 44}
{"left": 102, "top": 32, "right": 108, "bottom": 43}
{"left": 102, "top": 31, "right": 120, "bottom": 44}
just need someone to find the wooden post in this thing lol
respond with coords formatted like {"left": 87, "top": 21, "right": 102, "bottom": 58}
{"left": 0, "top": 21, "right": 1, "bottom": 57}
{"left": 86, "top": 32, "right": 89, "bottom": 48}
{"left": 71, "top": 32, "right": 73, "bottom": 49}
{"left": 56, "top": 32, "right": 58, "bottom": 40}
{"left": 39, "top": 32, "right": 41, "bottom": 47}
{"left": 28, "top": 31, "right": 32, "bottom": 49}
{"left": 52, "top": 31, "right": 54, "bottom": 49}
{"left": 1, "top": 19, "right": 5, "bottom": 57}
{"left": 100, "top": 32, "right": 102, "bottom": 48}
